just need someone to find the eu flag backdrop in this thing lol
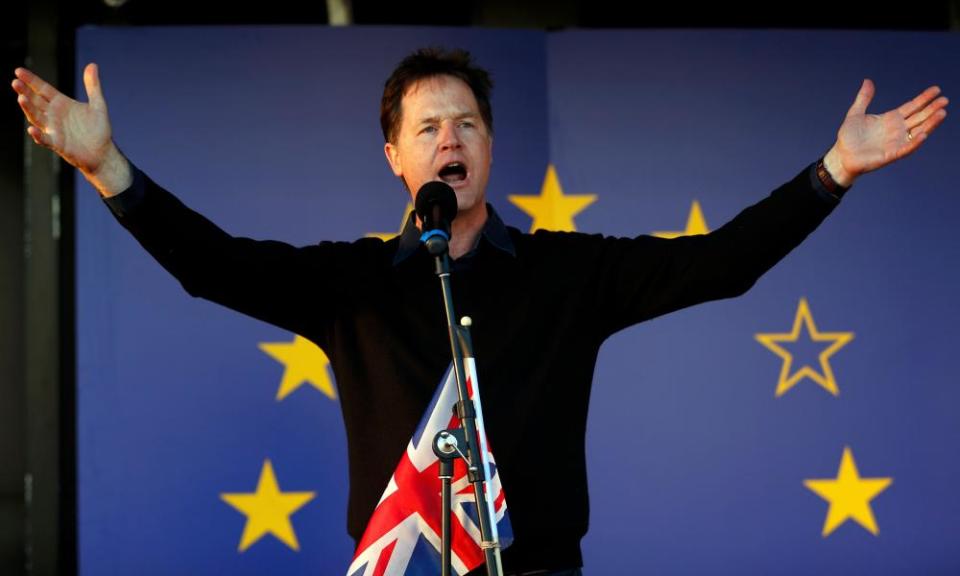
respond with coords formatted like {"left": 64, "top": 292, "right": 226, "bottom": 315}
{"left": 75, "top": 26, "right": 959, "bottom": 574}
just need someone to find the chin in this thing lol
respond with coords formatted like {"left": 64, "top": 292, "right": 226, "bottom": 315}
{"left": 455, "top": 196, "right": 481, "bottom": 215}
{"left": 454, "top": 187, "right": 484, "bottom": 212}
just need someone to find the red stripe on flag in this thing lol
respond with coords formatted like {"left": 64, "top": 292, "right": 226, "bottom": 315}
{"left": 372, "top": 539, "right": 397, "bottom": 576}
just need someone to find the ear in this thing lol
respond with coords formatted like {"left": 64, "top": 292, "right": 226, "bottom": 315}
{"left": 384, "top": 142, "right": 402, "bottom": 177}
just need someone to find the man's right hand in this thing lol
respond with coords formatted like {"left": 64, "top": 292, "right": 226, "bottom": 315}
{"left": 11, "top": 62, "right": 132, "bottom": 197}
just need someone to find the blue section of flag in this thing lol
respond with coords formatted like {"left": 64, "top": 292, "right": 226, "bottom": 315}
{"left": 407, "top": 535, "right": 443, "bottom": 576}
{"left": 461, "top": 501, "right": 480, "bottom": 529}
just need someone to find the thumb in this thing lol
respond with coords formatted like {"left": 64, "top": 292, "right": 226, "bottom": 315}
{"left": 84, "top": 63, "right": 107, "bottom": 111}
{"left": 846, "top": 78, "right": 874, "bottom": 118}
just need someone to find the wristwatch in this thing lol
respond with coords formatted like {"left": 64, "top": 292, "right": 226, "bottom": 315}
{"left": 816, "top": 156, "right": 850, "bottom": 198}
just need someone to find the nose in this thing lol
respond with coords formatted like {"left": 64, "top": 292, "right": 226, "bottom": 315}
{"left": 437, "top": 120, "right": 461, "bottom": 151}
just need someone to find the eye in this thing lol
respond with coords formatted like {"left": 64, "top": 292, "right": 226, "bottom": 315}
{"left": 420, "top": 125, "right": 437, "bottom": 135}
{"left": 458, "top": 121, "right": 474, "bottom": 129}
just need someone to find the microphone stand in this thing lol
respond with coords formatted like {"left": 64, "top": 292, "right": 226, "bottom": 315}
{"left": 422, "top": 229, "right": 503, "bottom": 576}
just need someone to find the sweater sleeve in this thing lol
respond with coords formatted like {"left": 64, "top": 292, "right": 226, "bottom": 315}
{"left": 591, "top": 162, "right": 841, "bottom": 337}
{"left": 101, "top": 162, "right": 363, "bottom": 344}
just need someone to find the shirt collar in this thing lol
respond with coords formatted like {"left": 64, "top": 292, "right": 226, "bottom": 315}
{"left": 392, "top": 203, "right": 516, "bottom": 265}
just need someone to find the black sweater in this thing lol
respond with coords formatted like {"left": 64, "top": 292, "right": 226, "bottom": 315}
{"left": 105, "top": 161, "right": 840, "bottom": 572}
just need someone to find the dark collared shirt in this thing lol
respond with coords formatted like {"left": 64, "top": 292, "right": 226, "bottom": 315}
{"left": 393, "top": 202, "right": 517, "bottom": 268}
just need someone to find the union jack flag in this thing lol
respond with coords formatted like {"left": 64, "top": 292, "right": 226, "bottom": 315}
{"left": 347, "top": 360, "right": 513, "bottom": 575}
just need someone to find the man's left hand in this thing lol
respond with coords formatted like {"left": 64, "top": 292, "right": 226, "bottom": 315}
{"left": 824, "top": 79, "right": 948, "bottom": 187}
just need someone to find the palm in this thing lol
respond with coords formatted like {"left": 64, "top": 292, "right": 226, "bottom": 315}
{"left": 47, "top": 90, "right": 111, "bottom": 170}
{"left": 13, "top": 63, "right": 113, "bottom": 174}
{"left": 834, "top": 79, "right": 948, "bottom": 179}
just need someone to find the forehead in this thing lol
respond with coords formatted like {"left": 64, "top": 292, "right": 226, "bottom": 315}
{"left": 401, "top": 75, "right": 480, "bottom": 123}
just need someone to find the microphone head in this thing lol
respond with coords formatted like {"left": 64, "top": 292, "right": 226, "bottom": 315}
{"left": 415, "top": 181, "right": 458, "bottom": 234}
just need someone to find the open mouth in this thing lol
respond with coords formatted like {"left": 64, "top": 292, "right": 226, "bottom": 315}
{"left": 438, "top": 162, "right": 468, "bottom": 185}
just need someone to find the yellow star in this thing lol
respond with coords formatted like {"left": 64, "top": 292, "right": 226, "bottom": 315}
{"left": 652, "top": 200, "right": 710, "bottom": 238}
{"left": 259, "top": 334, "right": 337, "bottom": 401}
{"left": 366, "top": 202, "right": 413, "bottom": 241}
{"left": 804, "top": 446, "right": 893, "bottom": 537}
{"left": 754, "top": 297, "right": 854, "bottom": 397}
{"left": 508, "top": 164, "right": 597, "bottom": 232}
{"left": 220, "top": 459, "right": 317, "bottom": 552}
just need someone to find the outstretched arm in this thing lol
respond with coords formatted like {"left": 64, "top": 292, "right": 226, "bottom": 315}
{"left": 823, "top": 79, "right": 948, "bottom": 188}
{"left": 11, "top": 61, "right": 359, "bottom": 340}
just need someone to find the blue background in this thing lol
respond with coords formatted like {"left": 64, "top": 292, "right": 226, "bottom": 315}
{"left": 76, "top": 26, "right": 959, "bottom": 574}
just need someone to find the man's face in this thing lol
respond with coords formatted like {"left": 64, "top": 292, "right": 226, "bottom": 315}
{"left": 384, "top": 75, "right": 493, "bottom": 218}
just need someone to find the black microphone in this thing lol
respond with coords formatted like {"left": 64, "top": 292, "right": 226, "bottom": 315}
{"left": 415, "top": 181, "right": 458, "bottom": 256}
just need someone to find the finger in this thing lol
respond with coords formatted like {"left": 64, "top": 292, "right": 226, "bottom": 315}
{"left": 13, "top": 67, "right": 61, "bottom": 102}
{"left": 900, "top": 108, "right": 948, "bottom": 158}
{"left": 909, "top": 107, "right": 948, "bottom": 141}
{"left": 83, "top": 63, "right": 106, "bottom": 111}
{"left": 11, "top": 77, "right": 32, "bottom": 98}
{"left": 10, "top": 78, "right": 46, "bottom": 113}
{"left": 16, "top": 91, "right": 46, "bottom": 128}
{"left": 846, "top": 78, "right": 875, "bottom": 118}
{"left": 26, "top": 125, "right": 50, "bottom": 148}
{"left": 897, "top": 85, "right": 941, "bottom": 118}
{"left": 906, "top": 95, "right": 949, "bottom": 130}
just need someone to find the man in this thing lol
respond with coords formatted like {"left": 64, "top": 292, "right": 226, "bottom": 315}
{"left": 11, "top": 48, "right": 948, "bottom": 575}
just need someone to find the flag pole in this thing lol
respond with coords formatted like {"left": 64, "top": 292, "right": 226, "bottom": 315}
{"left": 425, "top": 235, "right": 504, "bottom": 576}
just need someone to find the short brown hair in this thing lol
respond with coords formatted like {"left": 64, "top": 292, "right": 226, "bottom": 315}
{"left": 380, "top": 47, "right": 494, "bottom": 143}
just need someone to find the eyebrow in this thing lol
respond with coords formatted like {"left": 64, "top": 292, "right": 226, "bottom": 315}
{"left": 417, "top": 113, "right": 478, "bottom": 126}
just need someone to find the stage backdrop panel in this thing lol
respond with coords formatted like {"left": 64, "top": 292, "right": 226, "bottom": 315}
{"left": 76, "top": 26, "right": 958, "bottom": 574}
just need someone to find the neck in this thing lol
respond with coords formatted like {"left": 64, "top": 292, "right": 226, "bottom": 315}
{"left": 417, "top": 202, "right": 488, "bottom": 260}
